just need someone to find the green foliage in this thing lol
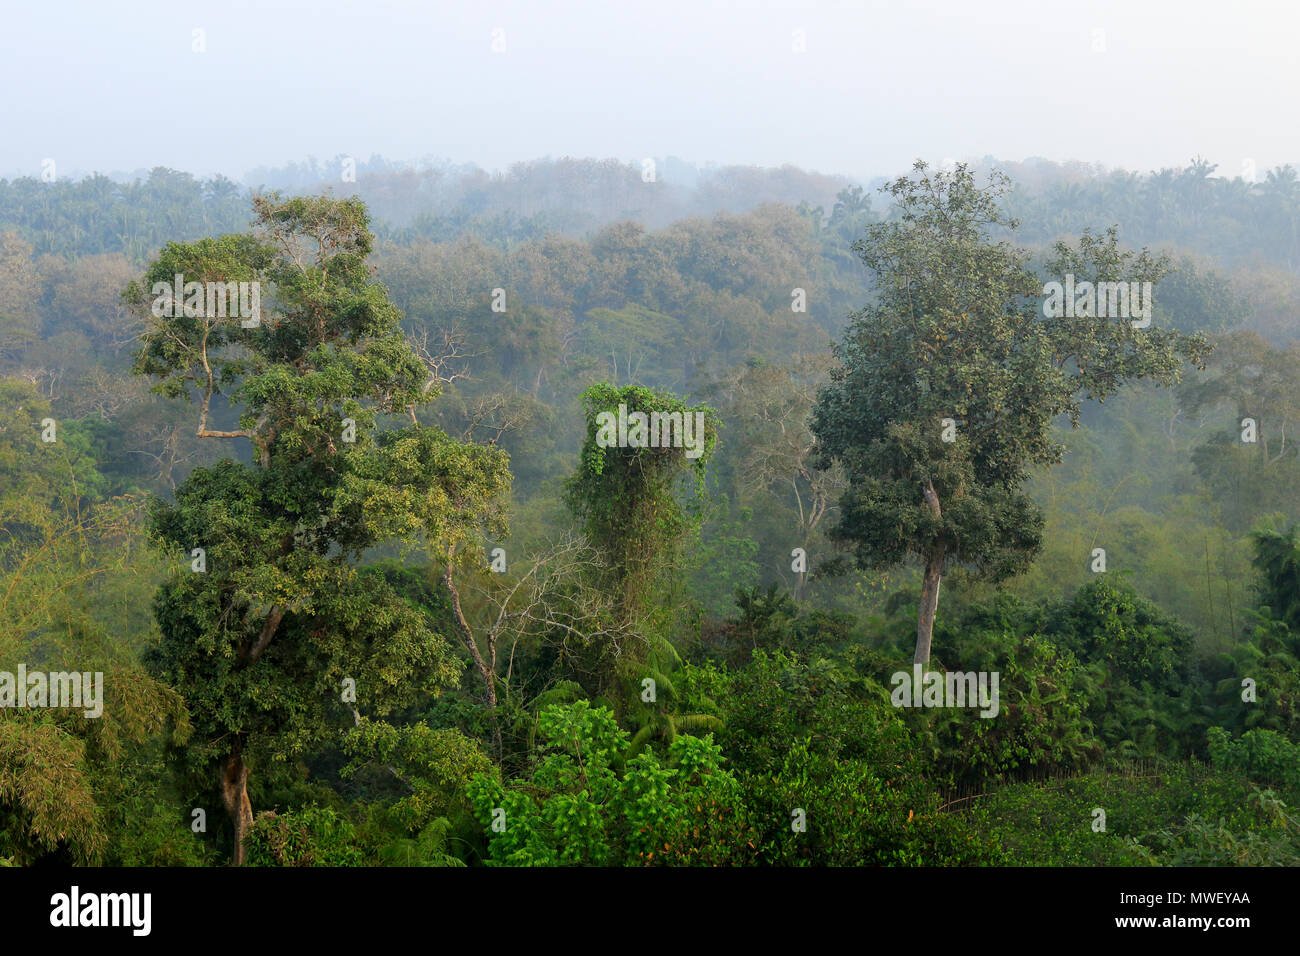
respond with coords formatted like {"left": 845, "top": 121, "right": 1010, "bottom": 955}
{"left": 1206, "top": 727, "right": 1300, "bottom": 790}
{"left": 132, "top": 194, "right": 510, "bottom": 861}
{"left": 374, "top": 816, "right": 465, "bottom": 867}
{"left": 1154, "top": 255, "right": 1245, "bottom": 334}
{"left": 1179, "top": 334, "right": 1300, "bottom": 531}
{"left": 244, "top": 806, "right": 366, "bottom": 867}
{"left": 623, "top": 635, "right": 723, "bottom": 757}
{"left": 934, "top": 582, "right": 1202, "bottom": 765}
{"left": 1192, "top": 525, "right": 1300, "bottom": 737}
{"left": 94, "top": 741, "right": 213, "bottom": 867}
{"left": 340, "top": 718, "right": 492, "bottom": 834}
{"left": 966, "top": 764, "right": 1265, "bottom": 865}
{"left": 1043, "top": 579, "right": 1194, "bottom": 689}
{"left": 5, "top": 160, "right": 1300, "bottom": 870}
{"left": 565, "top": 382, "right": 719, "bottom": 630}
{"left": 813, "top": 162, "right": 1210, "bottom": 662}
{"left": 688, "top": 500, "right": 760, "bottom": 619}
{"left": 926, "top": 626, "right": 1100, "bottom": 785}
{"left": 467, "top": 701, "right": 748, "bottom": 865}
{"left": 1250, "top": 523, "right": 1300, "bottom": 632}
{"left": 1132, "top": 789, "right": 1300, "bottom": 865}
{"left": 0, "top": 377, "right": 192, "bottom": 864}
{"left": 715, "top": 650, "right": 997, "bottom": 864}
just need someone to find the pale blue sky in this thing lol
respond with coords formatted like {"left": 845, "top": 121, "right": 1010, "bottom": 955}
{"left": 2, "top": 0, "right": 1295, "bottom": 181}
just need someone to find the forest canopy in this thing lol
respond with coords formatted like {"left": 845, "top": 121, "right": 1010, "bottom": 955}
{"left": 2, "top": 154, "right": 1300, "bottom": 868}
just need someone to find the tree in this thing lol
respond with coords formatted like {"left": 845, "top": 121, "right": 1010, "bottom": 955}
{"left": 1179, "top": 331, "right": 1300, "bottom": 530}
{"left": 441, "top": 531, "right": 631, "bottom": 739}
{"left": 0, "top": 233, "right": 41, "bottom": 368}
{"left": 700, "top": 356, "right": 846, "bottom": 600}
{"left": 811, "top": 162, "right": 1211, "bottom": 664}
{"left": 564, "top": 383, "right": 719, "bottom": 638}
{"left": 128, "top": 194, "right": 509, "bottom": 863}
{"left": 0, "top": 378, "right": 190, "bottom": 864}
{"left": 1251, "top": 523, "right": 1300, "bottom": 633}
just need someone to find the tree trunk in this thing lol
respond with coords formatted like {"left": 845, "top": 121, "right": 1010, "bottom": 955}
{"left": 914, "top": 478, "right": 945, "bottom": 665}
{"left": 444, "top": 555, "right": 503, "bottom": 757}
{"left": 220, "top": 750, "right": 254, "bottom": 865}
{"left": 444, "top": 557, "right": 496, "bottom": 710}
{"left": 914, "top": 544, "right": 944, "bottom": 664}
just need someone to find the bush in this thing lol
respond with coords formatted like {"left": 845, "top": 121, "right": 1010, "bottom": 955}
{"left": 467, "top": 701, "right": 754, "bottom": 865}
{"left": 966, "top": 765, "right": 1266, "bottom": 865}
{"left": 244, "top": 806, "right": 366, "bottom": 867}
{"left": 1206, "top": 726, "right": 1300, "bottom": 791}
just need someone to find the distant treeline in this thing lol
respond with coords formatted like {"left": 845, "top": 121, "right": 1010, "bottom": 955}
{"left": 3, "top": 155, "right": 1299, "bottom": 271}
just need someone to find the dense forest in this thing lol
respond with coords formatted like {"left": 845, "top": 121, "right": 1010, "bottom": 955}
{"left": 3, "top": 153, "right": 1300, "bottom": 868}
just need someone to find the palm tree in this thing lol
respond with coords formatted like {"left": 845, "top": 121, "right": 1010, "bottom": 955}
{"left": 1141, "top": 167, "right": 1178, "bottom": 237}
{"left": 1178, "top": 156, "right": 1219, "bottom": 234}
{"left": 625, "top": 635, "right": 722, "bottom": 756}
{"left": 1261, "top": 166, "right": 1300, "bottom": 269}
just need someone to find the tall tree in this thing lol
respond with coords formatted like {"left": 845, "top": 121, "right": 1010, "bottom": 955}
{"left": 811, "top": 162, "right": 1211, "bottom": 664}
{"left": 564, "top": 383, "right": 718, "bottom": 646}
{"left": 128, "top": 194, "right": 509, "bottom": 863}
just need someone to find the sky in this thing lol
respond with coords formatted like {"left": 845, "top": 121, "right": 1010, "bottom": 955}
{"left": 1, "top": 0, "right": 1296, "bottom": 183}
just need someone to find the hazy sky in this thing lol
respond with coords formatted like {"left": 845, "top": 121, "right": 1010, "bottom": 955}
{"left": 2, "top": 0, "right": 1296, "bottom": 182}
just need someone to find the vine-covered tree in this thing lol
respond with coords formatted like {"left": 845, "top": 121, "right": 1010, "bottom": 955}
{"left": 564, "top": 383, "right": 718, "bottom": 644}
{"left": 128, "top": 194, "right": 509, "bottom": 863}
{"left": 811, "top": 162, "right": 1211, "bottom": 664}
